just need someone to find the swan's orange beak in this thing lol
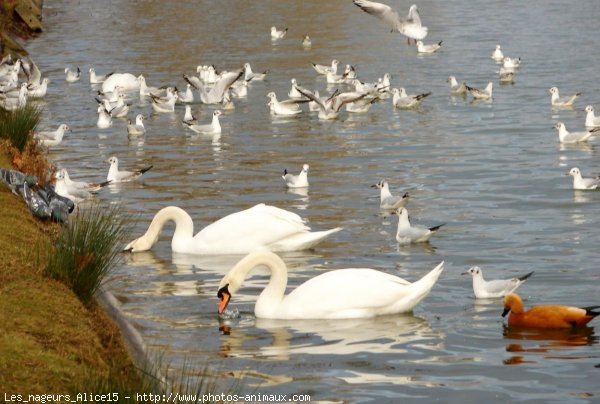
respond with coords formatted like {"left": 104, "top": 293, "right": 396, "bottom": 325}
{"left": 217, "top": 284, "right": 231, "bottom": 315}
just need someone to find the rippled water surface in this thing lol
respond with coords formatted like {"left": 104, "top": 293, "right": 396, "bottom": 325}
{"left": 27, "top": 0, "right": 600, "bottom": 402}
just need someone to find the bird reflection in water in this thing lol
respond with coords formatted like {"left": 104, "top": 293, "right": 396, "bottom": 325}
{"left": 503, "top": 325, "right": 597, "bottom": 365}
{"left": 217, "top": 314, "right": 441, "bottom": 361}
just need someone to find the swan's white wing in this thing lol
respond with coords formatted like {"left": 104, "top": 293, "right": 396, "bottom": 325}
{"left": 281, "top": 268, "right": 412, "bottom": 317}
{"left": 353, "top": 0, "right": 402, "bottom": 32}
{"left": 197, "top": 204, "right": 310, "bottom": 252}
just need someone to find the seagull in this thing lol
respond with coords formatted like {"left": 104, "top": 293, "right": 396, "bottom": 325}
{"left": 27, "top": 77, "right": 49, "bottom": 98}
{"left": 491, "top": 45, "right": 504, "bottom": 61}
{"left": 466, "top": 82, "right": 493, "bottom": 100}
{"left": 34, "top": 124, "right": 71, "bottom": 147}
{"left": 391, "top": 87, "right": 430, "bottom": 108}
{"left": 271, "top": 26, "right": 288, "bottom": 40}
{"left": 463, "top": 266, "right": 534, "bottom": 299}
{"left": 371, "top": 180, "right": 409, "bottom": 210}
{"left": 345, "top": 96, "right": 379, "bottom": 113}
{"left": 0, "top": 82, "right": 27, "bottom": 111}
{"left": 393, "top": 207, "right": 444, "bottom": 244}
{"left": 447, "top": 76, "right": 467, "bottom": 95}
{"left": 89, "top": 68, "right": 113, "bottom": 84}
{"left": 183, "top": 110, "right": 222, "bottom": 134}
{"left": 294, "top": 85, "right": 368, "bottom": 120}
{"left": 106, "top": 156, "right": 152, "bottom": 183}
{"left": 54, "top": 169, "right": 91, "bottom": 203}
{"left": 584, "top": 105, "right": 600, "bottom": 128}
{"left": 150, "top": 87, "right": 177, "bottom": 113}
{"left": 288, "top": 78, "right": 304, "bottom": 99}
{"left": 416, "top": 40, "right": 442, "bottom": 54}
{"left": 184, "top": 68, "right": 244, "bottom": 104}
{"left": 64, "top": 67, "right": 81, "bottom": 83}
{"left": 96, "top": 105, "right": 112, "bottom": 128}
{"left": 177, "top": 84, "right": 194, "bottom": 104}
{"left": 502, "top": 57, "right": 521, "bottom": 69}
{"left": 266, "top": 92, "right": 303, "bottom": 116}
{"left": 127, "top": 114, "right": 146, "bottom": 137}
{"left": 183, "top": 105, "right": 196, "bottom": 123}
{"left": 230, "top": 79, "right": 249, "bottom": 98}
{"left": 311, "top": 59, "right": 339, "bottom": 75}
{"left": 137, "top": 74, "right": 162, "bottom": 98}
{"left": 499, "top": 68, "right": 515, "bottom": 84}
{"left": 549, "top": 87, "right": 581, "bottom": 108}
{"left": 282, "top": 164, "right": 309, "bottom": 188}
{"left": 554, "top": 122, "right": 600, "bottom": 144}
{"left": 243, "top": 63, "right": 267, "bottom": 81}
{"left": 107, "top": 93, "right": 131, "bottom": 118}
{"left": 302, "top": 34, "right": 312, "bottom": 48}
{"left": 353, "top": 1, "right": 428, "bottom": 44}
{"left": 59, "top": 168, "right": 111, "bottom": 193}
{"left": 566, "top": 167, "right": 600, "bottom": 190}
{"left": 326, "top": 69, "right": 347, "bottom": 84}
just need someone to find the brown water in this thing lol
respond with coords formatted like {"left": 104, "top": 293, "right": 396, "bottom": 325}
{"left": 27, "top": 0, "right": 600, "bottom": 402}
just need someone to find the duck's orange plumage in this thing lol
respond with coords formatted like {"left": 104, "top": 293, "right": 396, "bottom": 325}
{"left": 502, "top": 293, "right": 600, "bottom": 329}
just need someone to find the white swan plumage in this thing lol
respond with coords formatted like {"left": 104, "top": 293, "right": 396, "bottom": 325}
{"left": 217, "top": 251, "right": 444, "bottom": 319}
{"left": 124, "top": 205, "right": 342, "bottom": 255}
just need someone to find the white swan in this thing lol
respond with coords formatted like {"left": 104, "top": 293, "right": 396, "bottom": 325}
{"left": 217, "top": 251, "right": 444, "bottom": 319}
{"left": 124, "top": 204, "right": 342, "bottom": 255}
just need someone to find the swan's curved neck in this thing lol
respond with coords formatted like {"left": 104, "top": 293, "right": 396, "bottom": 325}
{"left": 142, "top": 206, "right": 195, "bottom": 250}
{"left": 227, "top": 252, "right": 288, "bottom": 317}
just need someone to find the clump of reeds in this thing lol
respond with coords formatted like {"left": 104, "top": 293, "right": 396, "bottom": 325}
{"left": 44, "top": 204, "right": 132, "bottom": 306}
{"left": 0, "top": 104, "right": 41, "bottom": 152}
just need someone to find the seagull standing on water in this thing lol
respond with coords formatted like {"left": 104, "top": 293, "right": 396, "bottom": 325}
{"left": 282, "top": 164, "right": 309, "bottom": 188}
{"left": 463, "top": 266, "right": 534, "bottom": 299}
{"left": 89, "top": 68, "right": 113, "bottom": 84}
{"left": 393, "top": 207, "right": 444, "bottom": 244}
{"left": 491, "top": 45, "right": 504, "bottom": 61}
{"left": 106, "top": 156, "right": 152, "bottom": 183}
{"left": 127, "top": 114, "right": 146, "bottom": 137}
{"left": 466, "top": 82, "right": 493, "bottom": 100}
{"left": 391, "top": 87, "right": 431, "bottom": 108}
{"left": 271, "top": 26, "right": 288, "bottom": 40}
{"left": 447, "top": 76, "right": 467, "bottom": 95}
{"left": 183, "top": 110, "right": 222, "bottom": 134}
{"left": 353, "top": 1, "right": 428, "bottom": 44}
{"left": 554, "top": 122, "right": 600, "bottom": 144}
{"left": 584, "top": 105, "right": 600, "bottom": 128}
{"left": 65, "top": 67, "right": 81, "bottom": 83}
{"left": 566, "top": 167, "right": 600, "bottom": 190}
{"left": 416, "top": 40, "right": 442, "bottom": 54}
{"left": 549, "top": 87, "right": 581, "bottom": 108}
{"left": 34, "top": 124, "right": 71, "bottom": 147}
{"left": 371, "top": 180, "right": 409, "bottom": 210}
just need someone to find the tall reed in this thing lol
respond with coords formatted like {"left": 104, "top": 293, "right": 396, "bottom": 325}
{"left": 44, "top": 204, "right": 132, "bottom": 306}
{"left": 0, "top": 104, "right": 41, "bottom": 152}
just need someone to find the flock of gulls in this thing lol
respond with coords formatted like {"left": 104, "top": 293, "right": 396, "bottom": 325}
{"left": 1, "top": 1, "right": 599, "bottom": 326}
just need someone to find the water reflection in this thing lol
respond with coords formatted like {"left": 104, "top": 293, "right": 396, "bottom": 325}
{"left": 218, "top": 314, "right": 439, "bottom": 359}
{"left": 503, "top": 326, "right": 597, "bottom": 365}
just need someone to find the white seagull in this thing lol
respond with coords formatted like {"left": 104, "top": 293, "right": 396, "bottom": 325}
{"left": 295, "top": 85, "right": 368, "bottom": 120}
{"left": 184, "top": 68, "right": 244, "bottom": 104}
{"left": 282, "top": 164, "right": 309, "bottom": 188}
{"left": 64, "top": 67, "right": 81, "bottom": 83}
{"left": 271, "top": 26, "right": 288, "bottom": 41}
{"left": 394, "top": 207, "right": 444, "bottom": 245}
{"left": 416, "top": 40, "right": 442, "bottom": 54}
{"left": 554, "top": 122, "right": 600, "bottom": 144}
{"left": 59, "top": 168, "right": 111, "bottom": 193}
{"left": 27, "top": 77, "right": 49, "bottom": 98}
{"left": 184, "top": 110, "right": 222, "bottom": 134}
{"left": 302, "top": 34, "right": 312, "bottom": 48}
{"left": 127, "top": 114, "right": 146, "bottom": 137}
{"left": 312, "top": 59, "right": 339, "bottom": 75}
{"left": 463, "top": 266, "right": 534, "bottom": 299}
{"left": 566, "top": 167, "right": 600, "bottom": 190}
{"left": 96, "top": 105, "right": 112, "bottom": 128}
{"left": 502, "top": 57, "right": 521, "bottom": 69}
{"left": 584, "top": 105, "right": 600, "bottom": 128}
{"left": 391, "top": 87, "right": 431, "bottom": 108}
{"left": 106, "top": 156, "right": 152, "bottom": 183}
{"left": 34, "top": 124, "right": 71, "bottom": 147}
{"left": 466, "top": 82, "right": 493, "bottom": 100}
{"left": 89, "top": 68, "right": 113, "bottom": 84}
{"left": 491, "top": 45, "right": 504, "bottom": 61}
{"left": 447, "top": 76, "right": 467, "bottom": 95}
{"left": 549, "top": 87, "right": 581, "bottom": 108}
{"left": 266, "top": 92, "right": 303, "bottom": 116}
{"left": 353, "top": 1, "right": 428, "bottom": 43}
{"left": 243, "top": 63, "right": 267, "bottom": 81}
{"left": 371, "top": 180, "right": 409, "bottom": 210}
{"left": 183, "top": 105, "right": 196, "bottom": 123}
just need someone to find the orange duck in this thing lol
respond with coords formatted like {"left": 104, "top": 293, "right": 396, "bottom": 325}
{"left": 502, "top": 293, "right": 600, "bottom": 329}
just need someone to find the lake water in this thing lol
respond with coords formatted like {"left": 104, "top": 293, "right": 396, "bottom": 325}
{"left": 27, "top": 0, "right": 600, "bottom": 402}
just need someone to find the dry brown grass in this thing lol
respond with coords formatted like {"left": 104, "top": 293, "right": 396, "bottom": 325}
{"left": 0, "top": 138, "right": 55, "bottom": 186}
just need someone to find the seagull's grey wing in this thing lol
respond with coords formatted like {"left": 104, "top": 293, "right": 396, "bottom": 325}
{"left": 353, "top": 0, "right": 402, "bottom": 32}
{"left": 332, "top": 91, "right": 368, "bottom": 112}
{"left": 294, "top": 86, "right": 327, "bottom": 111}
{"left": 209, "top": 69, "right": 244, "bottom": 102}
{"left": 482, "top": 279, "right": 514, "bottom": 295}
{"left": 406, "top": 4, "right": 422, "bottom": 26}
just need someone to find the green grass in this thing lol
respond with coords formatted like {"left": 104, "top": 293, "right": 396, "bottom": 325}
{"left": 0, "top": 104, "right": 42, "bottom": 151}
{"left": 44, "top": 204, "right": 133, "bottom": 306}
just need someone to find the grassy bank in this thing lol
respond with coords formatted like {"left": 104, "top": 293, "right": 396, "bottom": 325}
{"left": 0, "top": 150, "right": 140, "bottom": 395}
